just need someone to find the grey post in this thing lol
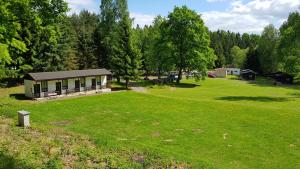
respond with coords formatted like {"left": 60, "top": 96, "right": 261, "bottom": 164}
{"left": 18, "top": 110, "right": 30, "bottom": 127}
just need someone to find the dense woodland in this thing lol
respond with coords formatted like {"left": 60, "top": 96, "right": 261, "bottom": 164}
{"left": 1, "top": 0, "right": 300, "bottom": 85}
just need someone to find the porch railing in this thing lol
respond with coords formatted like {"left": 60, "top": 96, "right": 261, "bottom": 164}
{"left": 32, "top": 85, "right": 109, "bottom": 98}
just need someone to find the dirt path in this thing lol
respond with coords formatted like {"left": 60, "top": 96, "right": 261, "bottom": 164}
{"left": 131, "top": 87, "right": 147, "bottom": 93}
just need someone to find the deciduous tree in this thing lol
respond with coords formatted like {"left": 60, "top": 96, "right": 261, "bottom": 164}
{"left": 166, "top": 6, "right": 216, "bottom": 83}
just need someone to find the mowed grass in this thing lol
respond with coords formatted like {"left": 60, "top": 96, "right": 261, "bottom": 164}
{"left": 1, "top": 77, "right": 300, "bottom": 168}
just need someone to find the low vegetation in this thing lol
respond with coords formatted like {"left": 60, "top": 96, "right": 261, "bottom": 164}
{"left": 1, "top": 77, "right": 300, "bottom": 168}
{"left": 0, "top": 117, "right": 190, "bottom": 169}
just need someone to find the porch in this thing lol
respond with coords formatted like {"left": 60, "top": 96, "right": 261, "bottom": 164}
{"left": 29, "top": 76, "right": 111, "bottom": 99}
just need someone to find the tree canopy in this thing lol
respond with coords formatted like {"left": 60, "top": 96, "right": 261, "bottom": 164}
{"left": 278, "top": 12, "right": 300, "bottom": 80}
{"left": 166, "top": 6, "right": 216, "bottom": 83}
{"left": 1, "top": 0, "right": 299, "bottom": 84}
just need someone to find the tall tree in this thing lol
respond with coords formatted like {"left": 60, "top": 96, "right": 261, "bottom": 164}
{"left": 69, "top": 11, "right": 99, "bottom": 69}
{"left": 94, "top": 0, "right": 117, "bottom": 69}
{"left": 150, "top": 16, "right": 174, "bottom": 78}
{"left": 133, "top": 25, "right": 152, "bottom": 78}
{"left": 244, "top": 47, "right": 261, "bottom": 73}
{"left": 278, "top": 12, "right": 300, "bottom": 79}
{"left": 230, "top": 46, "right": 248, "bottom": 68}
{"left": 0, "top": 0, "right": 68, "bottom": 79}
{"left": 111, "top": 0, "right": 141, "bottom": 88}
{"left": 257, "top": 24, "right": 279, "bottom": 74}
{"left": 166, "top": 6, "right": 216, "bottom": 83}
{"left": 209, "top": 30, "right": 260, "bottom": 67}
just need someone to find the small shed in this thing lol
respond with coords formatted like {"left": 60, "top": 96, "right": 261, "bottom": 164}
{"left": 268, "top": 72, "right": 294, "bottom": 84}
{"left": 241, "top": 69, "right": 257, "bottom": 80}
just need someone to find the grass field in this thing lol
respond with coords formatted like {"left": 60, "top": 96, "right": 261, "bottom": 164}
{"left": 1, "top": 77, "right": 300, "bottom": 168}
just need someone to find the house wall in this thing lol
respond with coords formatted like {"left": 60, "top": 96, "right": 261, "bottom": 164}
{"left": 102, "top": 76, "right": 107, "bottom": 86}
{"left": 226, "top": 68, "right": 241, "bottom": 75}
{"left": 215, "top": 68, "right": 227, "bottom": 78}
{"left": 68, "top": 78, "right": 77, "bottom": 91}
{"left": 24, "top": 80, "right": 34, "bottom": 98}
{"left": 25, "top": 75, "right": 110, "bottom": 99}
{"left": 85, "top": 77, "right": 93, "bottom": 89}
{"left": 48, "top": 80, "right": 57, "bottom": 93}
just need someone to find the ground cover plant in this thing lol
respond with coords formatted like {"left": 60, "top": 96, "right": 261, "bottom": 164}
{"left": 1, "top": 77, "right": 300, "bottom": 168}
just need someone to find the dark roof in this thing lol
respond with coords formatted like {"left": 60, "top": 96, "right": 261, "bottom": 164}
{"left": 268, "top": 72, "right": 294, "bottom": 78}
{"left": 24, "top": 69, "right": 111, "bottom": 81}
{"left": 241, "top": 69, "right": 257, "bottom": 74}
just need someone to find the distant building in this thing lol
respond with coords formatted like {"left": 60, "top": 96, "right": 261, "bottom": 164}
{"left": 214, "top": 68, "right": 227, "bottom": 78}
{"left": 226, "top": 68, "right": 241, "bottom": 75}
{"left": 24, "top": 69, "right": 112, "bottom": 99}
{"left": 240, "top": 69, "right": 257, "bottom": 80}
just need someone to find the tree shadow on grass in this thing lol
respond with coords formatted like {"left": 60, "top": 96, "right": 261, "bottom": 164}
{"left": 9, "top": 94, "right": 30, "bottom": 100}
{"left": 0, "top": 152, "right": 32, "bottom": 169}
{"left": 216, "top": 96, "right": 290, "bottom": 102}
{"left": 111, "top": 87, "right": 130, "bottom": 91}
{"left": 170, "top": 83, "right": 200, "bottom": 88}
{"left": 229, "top": 76, "right": 300, "bottom": 90}
{"left": 289, "top": 92, "right": 300, "bottom": 98}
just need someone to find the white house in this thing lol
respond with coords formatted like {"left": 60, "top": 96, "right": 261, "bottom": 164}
{"left": 24, "top": 69, "right": 112, "bottom": 99}
{"left": 226, "top": 68, "right": 241, "bottom": 75}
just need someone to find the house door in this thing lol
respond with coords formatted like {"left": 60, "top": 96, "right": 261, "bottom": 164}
{"left": 56, "top": 82, "right": 62, "bottom": 95}
{"left": 92, "top": 79, "right": 96, "bottom": 89}
{"left": 33, "top": 84, "right": 41, "bottom": 98}
{"left": 75, "top": 80, "right": 80, "bottom": 92}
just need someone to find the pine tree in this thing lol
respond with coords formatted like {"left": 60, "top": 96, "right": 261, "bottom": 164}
{"left": 94, "top": 0, "right": 117, "bottom": 69}
{"left": 111, "top": 0, "right": 141, "bottom": 88}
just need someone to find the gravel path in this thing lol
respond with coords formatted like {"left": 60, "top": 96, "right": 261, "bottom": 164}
{"left": 131, "top": 87, "right": 147, "bottom": 93}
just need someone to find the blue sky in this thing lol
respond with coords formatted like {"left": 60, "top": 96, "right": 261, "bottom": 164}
{"left": 128, "top": 0, "right": 229, "bottom": 15}
{"left": 67, "top": 0, "right": 300, "bottom": 34}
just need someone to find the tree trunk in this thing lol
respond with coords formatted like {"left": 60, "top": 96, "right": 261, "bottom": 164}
{"left": 125, "top": 79, "right": 129, "bottom": 89}
{"left": 145, "top": 70, "right": 149, "bottom": 80}
{"left": 186, "top": 69, "right": 190, "bottom": 79}
{"left": 177, "top": 68, "right": 182, "bottom": 84}
{"left": 158, "top": 69, "right": 161, "bottom": 79}
{"left": 117, "top": 76, "right": 120, "bottom": 83}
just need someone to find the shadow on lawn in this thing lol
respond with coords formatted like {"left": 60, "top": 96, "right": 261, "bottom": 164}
{"left": 111, "top": 87, "right": 130, "bottom": 91}
{"left": 230, "top": 76, "right": 300, "bottom": 90}
{"left": 289, "top": 92, "right": 300, "bottom": 98}
{"left": 170, "top": 83, "right": 200, "bottom": 88}
{"left": 9, "top": 94, "right": 29, "bottom": 100}
{"left": 0, "top": 152, "right": 32, "bottom": 169}
{"left": 216, "top": 96, "right": 290, "bottom": 102}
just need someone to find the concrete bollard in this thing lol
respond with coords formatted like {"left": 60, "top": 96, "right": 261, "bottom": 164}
{"left": 18, "top": 110, "right": 30, "bottom": 127}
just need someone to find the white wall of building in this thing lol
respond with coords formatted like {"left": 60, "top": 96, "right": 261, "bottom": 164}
{"left": 226, "top": 68, "right": 241, "bottom": 75}
{"left": 24, "top": 75, "right": 109, "bottom": 99}
{"left": 68, "top": 78, "right": 76, "bottom": 91}
{"left": 24, "top": 80, "right": 34, "bottom": 98}
{"left": 101, "top": 76, "right": 107, "bottom": 86}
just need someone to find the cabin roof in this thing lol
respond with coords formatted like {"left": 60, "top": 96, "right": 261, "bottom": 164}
{"left": 241, "top": 69, "right": 257, "bottom": 74}
{"left": 24, "top": 69, "right": 112, "bottom": 81}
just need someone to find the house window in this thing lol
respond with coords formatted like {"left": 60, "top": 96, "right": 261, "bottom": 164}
{"left": 62, "top": 79, "right": 68, "bottom": 90}
{"left": 96, "top": 76, "right": 102, "bottom": 85}
{"left": 41, "top": 81, "right": 48, "bottom": 92}
{"left": 80, "top": 77, "right": 85, "bottom": 87}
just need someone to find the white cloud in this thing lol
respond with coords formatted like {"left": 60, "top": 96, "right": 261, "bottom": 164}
{"left": 202, "top": 11, "right": 269, "bottom": 33}
{"left": 130, "top": 13, "right": 155, "bottom": 27}
{"left": 66, "top": 0, "right": 98, "bottom": 14}
{"left": 202, "top": 0, "right": 300, "bottom": 34}
{"left": 65, "top": 0, "right": 300, "bottom": 33}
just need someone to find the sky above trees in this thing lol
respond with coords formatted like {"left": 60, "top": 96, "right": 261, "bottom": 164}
{"left": 66, "top": 0, "right": 300, "bottom": 34}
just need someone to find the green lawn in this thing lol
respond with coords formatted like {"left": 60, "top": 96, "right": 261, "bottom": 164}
{"left": 1, "top": 77, "right": 300, "bottom": 168}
